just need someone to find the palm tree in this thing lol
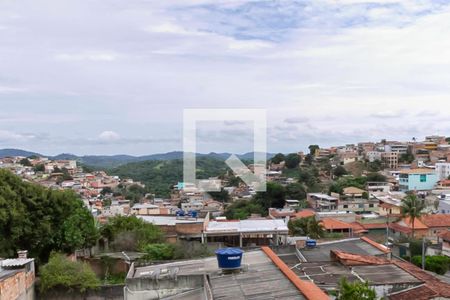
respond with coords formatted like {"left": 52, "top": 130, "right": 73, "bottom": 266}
{"left": 401, "top": 194, "right": 425, "bottom": 239}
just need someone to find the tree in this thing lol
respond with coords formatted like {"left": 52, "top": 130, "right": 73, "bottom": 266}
{"left": 288, "top": 217, "right": 324, "bottom": 239}
{"left": 0, "top": 169, "right": 98, "bottom": 263}
{"left": 100, "top": 215, "right": 163, "bottom": 251}
{"left": 60, "top": 208, "right": 99, "bottom": 252}
{"left": 142, "top": 243, "right": 176, "bottom": 260}
{"left": 208, "top": 189, "right": 230, "bottom": 203}
{"left": 271, "top": 153, "right": 286, "bottom": 164}
{"left": 33, "top": 164, "right": 45, "bottom": 172}
{"left": 254, "top": 182, "right": 286, "bottom": 210}
{"left": 308, "top": 145, "right": 320, "bottom": 156}
{"left": 412, "top": 255, "right": 450, "bottom": 275}
{"left": 333, "top": 166, "right": 348, "bottom": 177}
{"left": 40, "top": 253, "right": 100, "bottom": 293}
{"left": 19, "top": 158, "right": 32, "bottom": 166}
{"left": 100, "top": 187, "right": 113, "bottom": 195}
{"left": 285, "top": 153, "right": 300, "bottom": 169}
{"left": 224, "top": 200, "right": 265, "bottom": 220}
{"left": 337, "top": 278, "right": 376, "bottom": 300}
{"left": 298, "top": 168, "right": 318, "bottom": 188}
{"left": 365, "top": 173, "right": 386, "bottom": 182}
{"left": 401, "top": 194, "right": 425, "bottom": 239}
{"left": 285, "top": 183, "right": 306, "bottom": 200}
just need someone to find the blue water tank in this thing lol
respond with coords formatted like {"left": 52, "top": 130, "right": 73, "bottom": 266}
{"left": 176, "top": 210, "right": 185, "bottom": 217}
{"left": 306, "top": 239, "right": 317, "bottom": 248}
{"left": 215, "top": 248, "right": 243, "bottom": 269}
{"left": 189, "top": 210, "right": 198, "bottom": 218}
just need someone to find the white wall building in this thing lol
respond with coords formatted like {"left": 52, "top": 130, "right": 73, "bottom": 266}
{"left": 435, "top": 163, "right": 450, "bottom": 181}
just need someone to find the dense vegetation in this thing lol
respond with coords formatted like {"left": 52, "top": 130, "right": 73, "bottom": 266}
{"left": 411, "top": 255, "right": 450, "bottom": 275}
{"left": 0, "top": 169, "right": 98, "bottom": 263}
{"left": 337, "top": 278, "right": 376, "bottom": 300}
{"left": 100, "top": 215, "right": 163, "bottom": 251}
{"left": 40, "top": 253, "right": 100, "bottom": 293}
{"left": 109, "top": 157, "right": 231, "bottom": 197}
{"left": 288, "top": 217, "right": 324, "bottom": 239}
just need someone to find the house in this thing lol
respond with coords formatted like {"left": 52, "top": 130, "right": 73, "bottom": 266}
{"left": 320, "top": 218, "right": 354, "bottom": 236}
{"left": 421, "top": 214, "right": 450, "bottom": 240}
{"left": 367, "top": 181, "right": 391, "bottom": 193}
{"left": 0, "top": 251, "right": 35, "bottom": 300}
{"left": 203, "top": 218, "right": 288, "bottom": 247}
{"left": 398, "top": 169, "right": 438, "bottom": 191}
{"left": 389, "top": 217, "right": 429, "bottom": 239}
{"left": 372, "top": 192, "right": 405, "bottom": 216}
{"left": 338, "top": 187, "right": 379, "bottom": 213}
{"left": 283, "top": 236, "right": 450, "bottom": 299}
{"left": 307, "top": 193, "right": 338, "bottom": 211}
{"left": 435, "top": 162, "right": 450, "bottom": 181}
{"left": 438, "top": 230, "right": 450, "bottom": 257}
{"left": 125, "top": 248, "right": 328, "bottom": 300}
{"left": 382, "top": 152, "right": 399, "bottom": 170}
{"left": 438, "top": 194, "right": 450, "bottom": 214}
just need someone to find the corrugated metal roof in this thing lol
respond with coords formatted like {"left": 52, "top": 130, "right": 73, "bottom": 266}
{"left": 1, "top": 258, "right": 34, "bottom": 267}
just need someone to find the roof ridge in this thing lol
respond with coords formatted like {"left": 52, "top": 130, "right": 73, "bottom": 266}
{"left": 261, "top": 246, "right": 329, "bottom": 300}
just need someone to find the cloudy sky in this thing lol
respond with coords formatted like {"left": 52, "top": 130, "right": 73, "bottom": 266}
{"left": 1, "top": 0, "right": 450, "bottom": 155}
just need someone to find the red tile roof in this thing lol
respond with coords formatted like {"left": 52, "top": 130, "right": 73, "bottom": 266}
{"left": 420, "top": 214, "right": 450, "bottom": 228}
{"left": 361, "top": 236, "right": 391, "bottom": 253}
{"left": 389, "top": 284, "right": 438, "bottom": 300}
{"left": 438, "top": 229, "right": 450, "bottom": 241}
{"left": 320, "top": 218, "right": 352, "bottom": 230}
{"left": 294, "top": 209, "right": 316, "bottom": 219}
{"left": 393, "top": 260, "right": 450, "bottom": 299}
{"left": 261, "top": 247, "right": 329, "bottom": 300}
{"left": 331, "top": 250, "right": 390, "bottom": 266}
{"left": 362, "top": 223, "right": 387, "bottom": 229}
{"left": 397, "top": 217, "right": 429, "bottom": 230}
{"left": 349, "top": 222, "right": 368, "bottom": 234}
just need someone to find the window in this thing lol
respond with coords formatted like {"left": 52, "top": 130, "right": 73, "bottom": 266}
{"left": 343, "top": 205, "right": 348, "bottom": 208}
{"left": 420, "top": 174, "right": 427, "bottom": 182}
{"left": 369, "top": 204, "right": 374, "bottom": 208}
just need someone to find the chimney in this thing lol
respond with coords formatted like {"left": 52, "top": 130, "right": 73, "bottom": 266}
{"left": 17, "top": 250, "right": 28, "bottom": 259}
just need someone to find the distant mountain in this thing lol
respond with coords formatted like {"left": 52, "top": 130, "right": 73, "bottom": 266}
{"left": 0, "top": 149, "right": 276, "bottom": 168}
{"left": 0, "top": 148, "right": 42, "bottom": 158}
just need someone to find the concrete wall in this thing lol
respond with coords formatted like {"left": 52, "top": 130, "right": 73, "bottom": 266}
{"left": 0, "top": 271, "right": 35, "bottom": 300}
{"left": 125, "top": 275, "right": 204, "bottom": 300}
{"left": 37, "top": 285, "right": 124, "bottom": 300}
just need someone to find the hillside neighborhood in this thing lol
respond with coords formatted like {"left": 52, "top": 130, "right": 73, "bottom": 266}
{"left": 1, "top": 135, "right": 450, "bottom": 299}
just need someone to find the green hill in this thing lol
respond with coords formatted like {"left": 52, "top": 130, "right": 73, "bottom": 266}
{"left": 109, "top": 157, "right": 231, "bottom": 197}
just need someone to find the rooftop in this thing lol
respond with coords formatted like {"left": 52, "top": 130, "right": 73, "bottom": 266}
{"left": 420, "top": 214, "right": 450, "bottom": 227}
{"left": 137, "top": 215, "right": 204, "bottom": 226}
{"left": 205, "top": 219, "right": 288, "bottom": 234}
{"left": 398, "top": 168, "right": 435, "bottom": 175}
{"left": 299, "top": 238, "right": 388, "bottom": 262}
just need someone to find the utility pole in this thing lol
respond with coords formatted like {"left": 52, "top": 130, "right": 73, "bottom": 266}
{"left": 422, "top": 237, "right": 426, "bottom": 270}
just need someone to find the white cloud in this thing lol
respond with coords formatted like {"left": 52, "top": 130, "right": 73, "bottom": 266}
{"left": 98, "top": 131, "right": 121, "bottom": 141}
{"left": 370, "top": 111, "right": 402, "bottom": 119}
{"left": 0, "top": 130, "right": 36, "bottom": 142}
{"left": 55, "top": 52, "right": 119, "bottom": 62}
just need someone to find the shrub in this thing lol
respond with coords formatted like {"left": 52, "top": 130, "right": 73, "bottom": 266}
{"left": 411, "top": 255, "right": 450, "bottom": 275}
{"left": 40, "top": 253, "right": 100, "bottom": 293}
{"left": 142, "top": 243, "right": 176, "bottom": 260}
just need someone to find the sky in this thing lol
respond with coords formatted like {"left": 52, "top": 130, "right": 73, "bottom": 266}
{"left": 1, "top": 0, "right": 450, "bottom": 155}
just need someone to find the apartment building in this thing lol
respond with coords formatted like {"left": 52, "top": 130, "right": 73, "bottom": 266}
{"left": 399, "top": 169, "right": 438, "bottom": 191}
{"left": 382, "top": 152, "right": 399, "bottom": 169}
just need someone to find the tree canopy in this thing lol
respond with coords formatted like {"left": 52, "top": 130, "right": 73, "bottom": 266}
{"left": 100, "top": 215, "right": 163, "bottom": 251}
{"left": 337, "top": 278, "right": 376, "bottom": 300}
{"left": 0, "top": 169, "right": 98, "bottom": 263}
{"left": 271, "top": 153, "right": 286, "bottom": 164}
{"left": 401, "top": 194, "right": 425, "bottom": 238}
{"left": 285, "top": 153, "right": 301, "bottom": 169}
